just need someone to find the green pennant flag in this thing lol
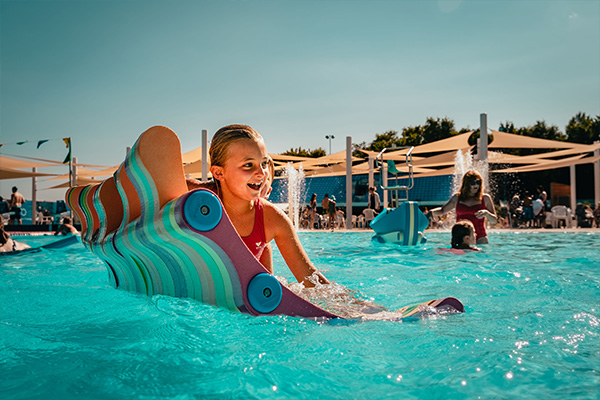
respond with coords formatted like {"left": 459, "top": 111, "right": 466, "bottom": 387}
{"left": 63, "top": 137, "right": 71, "bottom": 164}
{"left": 37, "top": 140, "right": 49, "bottom": 149}
{"left": 63, "top": 148, "right": 71, "bottom": 164}
{"left": 17, "top": 141, "right": 27, "bottom": 145}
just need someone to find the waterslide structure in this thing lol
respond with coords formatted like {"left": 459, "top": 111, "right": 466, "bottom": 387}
{"left": 371, "top": 147, "right": 430, "bottom": 245}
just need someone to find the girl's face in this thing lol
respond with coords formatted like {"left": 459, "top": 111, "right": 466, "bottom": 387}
{"left": 214, "top": 139, "right": 269, "bottom": 202}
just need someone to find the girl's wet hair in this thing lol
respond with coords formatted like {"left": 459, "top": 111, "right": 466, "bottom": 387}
{"left": 266, "top": 156, "right": 275, "bottom": 185}
{"left": 209, "top": 124, "right": 263, "bottom": 168}
{"left": 458, "top": 170, "right": 483, "bottom": 202}
{"left": 0, "top": 215, "right": 9, "bottom": 246}
{"left": 451, "top": 220, "right": 475, "bottom": 249}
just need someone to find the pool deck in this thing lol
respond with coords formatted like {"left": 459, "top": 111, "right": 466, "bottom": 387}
{"left": 300, "top": 227, "right": 600, "bottom": 233}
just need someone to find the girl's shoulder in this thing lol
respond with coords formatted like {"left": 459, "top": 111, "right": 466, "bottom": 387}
{"left": 260, "top": 199, "right": 294, "bottom": 240}
{"left": 260, "top": 199, "right": 289, "bottom": 222}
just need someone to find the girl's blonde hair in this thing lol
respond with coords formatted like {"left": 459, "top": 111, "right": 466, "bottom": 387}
{"left": 209, "top": 124, "right": 263, "bottom": 168}
{"left": 458, "top": 170, "right": 483, "bottom": 202}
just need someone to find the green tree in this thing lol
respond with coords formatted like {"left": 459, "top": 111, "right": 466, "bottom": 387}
{"left": 498, "top": 121, "right": 516, "bottom": 133}
{"left": 422, "top": 117, "right": 457, "bottom": 144}
{"left": 400, "top": 125, "right": 424, "bottom": 147}
{"left": 566, "top": 112, "right": 600, "bottom": 144}
{"left": 282, "top": 147, "right": 326, "bottom": 158}
{"left": 525, "top": 120, "right": 565, "bottom": 141}
{"left": 367, "top": 130, "right": 403, "bottom": 153}
{"left": 399, "top": 117, "right": 458, "bottom": 147}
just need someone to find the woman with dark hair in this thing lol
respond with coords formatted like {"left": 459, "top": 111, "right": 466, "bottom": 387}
{"left": 0, "top": 214, "right": 31, "bottom": 253}
{"left": 431, "top": 170, "right": 497, "bottom": 244}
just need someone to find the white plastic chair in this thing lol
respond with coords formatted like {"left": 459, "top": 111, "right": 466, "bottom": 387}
{"left": 36, "top": 212, "right": 54, "bottom": 225}
{"left": 550, "top": 206, "right": 570, "bottom": 228}
{"left": 357, "top": 215, "right": 366, "bottom": 228}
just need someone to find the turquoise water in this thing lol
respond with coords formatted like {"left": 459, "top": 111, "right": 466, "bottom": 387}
{"left": 1, "top": 231, "right": 599, "bottom": 399}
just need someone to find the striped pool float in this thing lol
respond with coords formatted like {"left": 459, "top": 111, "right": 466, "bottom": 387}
{"left": 66, "top": 126, "right": 463, "bottom": 319}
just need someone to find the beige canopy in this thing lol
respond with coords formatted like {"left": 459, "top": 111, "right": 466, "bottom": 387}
{"left": 493, "top": 154, "right": 600, "bottom": 174}
{"left": 0, "top": 166, "right": 57, "bottom": 180}
{"left": 45, "top": 165, "right": 119, "bottom": 181}
{"left": 45, "top": 177, "right": 104, "bottom": 189}
{"left": 0, "top": 155, "right": 60, "bottom": 169}
{"left": 488, "top": 130, "right": 590, "bottom": 149}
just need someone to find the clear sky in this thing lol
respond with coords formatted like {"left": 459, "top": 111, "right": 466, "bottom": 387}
{"left": 1, "top": 0, "right": 599, "bottom": 201}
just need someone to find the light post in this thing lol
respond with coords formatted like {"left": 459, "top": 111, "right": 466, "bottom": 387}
{"left": 325, "top": 135, "right": 335, "bottom": 155}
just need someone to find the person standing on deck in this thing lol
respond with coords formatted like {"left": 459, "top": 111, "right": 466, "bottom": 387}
{"left": 9, "top": 187, "right": 25, "bottom": 225}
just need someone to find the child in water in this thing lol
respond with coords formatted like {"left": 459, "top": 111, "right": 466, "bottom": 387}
{"left": 186, "top": 125, "right": 463, "bottom": 318}
{"left": 188, "top": 125, "right": 329, "bottom": 287}
{"left": 451, "top": 220, "right": 480, "bottom": 251}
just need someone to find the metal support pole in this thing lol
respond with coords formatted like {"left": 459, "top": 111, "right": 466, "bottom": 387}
{"left": 368, "top": 155, "right": 374, "bottom": 189}
{"left": 346, "top": 136, "right": 352, "bottom": 229}
{"left": 326, "top": 135, "right": 335, "bottom": 155}
{"left": 570, "top": 164, "right": 576, "bottom": 216}
{"left": 382, "top": 164, "right": 388, "bottom": 208}
{"left": 202, "top": 129, "right": 208, "bottom": 181}
{"left": 594, "top": 141, "right": 600, "bottom": 206}
{"left": 72, "top": 157, "right": 78, "bottom": 188}
{"left": 32, "top": 168, "right": 37, "bottom": 225}
{"left": 479, "top": 113, "right": 488, "bottom": 162}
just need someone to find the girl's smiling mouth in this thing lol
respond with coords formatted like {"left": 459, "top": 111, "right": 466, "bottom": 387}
{"left": 247, "top": 181, "right": 262, "bottom": 191}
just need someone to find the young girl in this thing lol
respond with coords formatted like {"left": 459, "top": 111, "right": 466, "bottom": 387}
{"left": 451, "top": 220, "right": 480, "bottom": 251}
{"left": 431, "top": 170, "right": 497, "bottom": 244}
{"left": 190, "top": 124, "right": 329, "bottom": 287}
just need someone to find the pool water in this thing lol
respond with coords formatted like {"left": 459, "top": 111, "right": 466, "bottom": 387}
{"left": 1, "top": 231, "right": 599, "bottom": 399}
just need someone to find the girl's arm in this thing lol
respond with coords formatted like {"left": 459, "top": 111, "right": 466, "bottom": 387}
{"left": 263, "top": 201, "right": 329, "bottom": 287}
{"left": 259, "top": 243, "right": 274, "bottom": 274}
{"left": 476, "top": 194, "right": 498, "bottom": 224}
{"left": 431, "top": 194, "right": 458, "bottom": 217}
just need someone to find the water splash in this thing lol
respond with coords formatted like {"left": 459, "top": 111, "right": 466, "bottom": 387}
{"left": 452, "top": 149, "right": 490, "bottom": 194}
{"left": 283, "top": 162, "right": 306, "bottom": 229}
{"left": 278, "top": 273, "right": 453, "bottom": 321}
{"left": 452, "top": 149, "right": 474, "bottom": 195}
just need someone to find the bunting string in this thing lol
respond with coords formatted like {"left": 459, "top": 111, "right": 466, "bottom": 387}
{"left": 0, "top": 137, "right": 71, "bottom": 163}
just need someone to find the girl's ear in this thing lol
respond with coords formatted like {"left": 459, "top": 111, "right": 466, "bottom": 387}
{"left": 210, "top": 165, "right": 224, "bottom": 181}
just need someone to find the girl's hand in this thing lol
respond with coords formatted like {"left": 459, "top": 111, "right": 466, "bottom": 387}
{"left": 474, "top": 209, "right": 487, "bottom": 219}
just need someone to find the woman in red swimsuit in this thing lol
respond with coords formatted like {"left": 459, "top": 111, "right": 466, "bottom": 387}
{"left": 432, "top": 170, "right": 497, "bottom": 244}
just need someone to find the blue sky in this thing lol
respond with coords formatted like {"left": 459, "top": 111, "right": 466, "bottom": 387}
{"left": 1, "top": 0, "right": 599, "bottom": 201}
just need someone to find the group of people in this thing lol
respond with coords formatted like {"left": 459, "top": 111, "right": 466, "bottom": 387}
{"left": 299, "top": 186, "right": 382, "bottom": 231}
{"left": 507, "top": 187, "right": 600, "bottom": 229}
{"left": 301, "top": 194, "right": 345, "bottom": 230}
{"left": 507, "top": 186, "right": 548, "bottom": 228}
{"left": 575, "top": 202, "right": 600, "bottom": 228}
